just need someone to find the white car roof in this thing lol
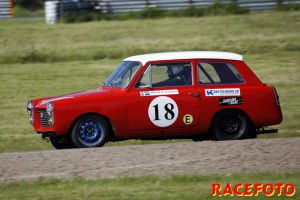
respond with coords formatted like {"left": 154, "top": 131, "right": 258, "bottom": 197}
{"left": 123, "top": 51, "right": 243, "bottom": 65}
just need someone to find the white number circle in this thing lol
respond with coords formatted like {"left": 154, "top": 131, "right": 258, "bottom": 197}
{"left": 148, "top": 96, "right": 179, "bottom": 127}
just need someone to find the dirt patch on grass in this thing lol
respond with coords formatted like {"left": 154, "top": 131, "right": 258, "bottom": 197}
{"left": 0, "top": 138, "right": 299, "bottom": 183}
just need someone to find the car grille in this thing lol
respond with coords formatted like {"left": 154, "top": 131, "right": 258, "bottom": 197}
{"left": 38, "top": 109, "right": 51, "bottom": 127}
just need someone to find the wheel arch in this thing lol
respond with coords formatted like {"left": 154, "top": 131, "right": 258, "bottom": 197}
{"left": 67, "top": 112, "right": 117, "bottom": 141}
{"left": 209, "top": 108, "right": 255, "bottom": 134}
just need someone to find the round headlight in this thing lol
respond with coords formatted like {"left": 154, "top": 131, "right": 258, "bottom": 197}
{"left": 46, "top": 101, "right": 53, "bottom": 114}
{"left": 46, "top": 101, "right": 53, "bottom": 113}
{"left": 46, "top": 101, "right": 54, "bottom": 126}
{"left": 27, "top": 101, "right": 34, "bottom": 125}
{"left": 27, "top": 101, "right": 33, "bottom": 115}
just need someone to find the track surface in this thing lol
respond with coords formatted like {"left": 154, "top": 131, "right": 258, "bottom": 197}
{"left": 1, "top": 138, "right": 300, "bottom": 183}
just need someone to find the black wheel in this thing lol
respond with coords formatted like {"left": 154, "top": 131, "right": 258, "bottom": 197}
{"left": 71, "top": 115, "right": 108, "bottom": 148}
{"left": 212, "top": 110, "right": 251, "bottom": 140}
{"left": 50, "top": 136, "right": 77, "bottom": 149}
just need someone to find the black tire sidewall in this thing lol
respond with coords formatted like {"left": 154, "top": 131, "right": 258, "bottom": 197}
{"left": 71, "top": 115, "right": 108, "bottom": 148}
{"left": 50, "top": 136, "right": 77, "bottom": 149}
{"left": 213, "top": 110, "right": 250, "bottom": 140}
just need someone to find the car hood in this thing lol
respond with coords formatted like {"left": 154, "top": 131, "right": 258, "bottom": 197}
{"left": 36, "top": 87, "right": 112, "bottom": 106}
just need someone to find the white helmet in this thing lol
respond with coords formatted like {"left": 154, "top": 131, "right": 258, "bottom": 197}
{"left": 172, "top": 65, "right": 185, "bottom": 74}
{"left": 168, "top": 65, "right": 185, "bottom": 78}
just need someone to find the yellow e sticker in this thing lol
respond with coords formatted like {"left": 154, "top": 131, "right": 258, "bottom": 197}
{"left": 183, "top": 114, "right": 193, "bottom": 125}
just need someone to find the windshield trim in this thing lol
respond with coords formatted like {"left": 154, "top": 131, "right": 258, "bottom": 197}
{"left": 102, "top": 61, "right": 142, "bottom": 89}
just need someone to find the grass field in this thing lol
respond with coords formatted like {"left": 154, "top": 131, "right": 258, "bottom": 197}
{"left": 0, "top": 11, "right": 299, "bottom": 152}
{"left": 0, "top": 172, "right": 299, "bottom": 199}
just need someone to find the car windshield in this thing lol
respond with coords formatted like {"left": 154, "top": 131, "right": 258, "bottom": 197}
{"left": 103, "top": 61, "right": 142, "bottom": 88}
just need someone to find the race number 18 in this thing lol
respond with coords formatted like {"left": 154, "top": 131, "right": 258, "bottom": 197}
{"left": 152, "top": 103, "right": 175, "bottom": 121}
{"left": 148, "top": 96, "right": 178, "bottom": 127}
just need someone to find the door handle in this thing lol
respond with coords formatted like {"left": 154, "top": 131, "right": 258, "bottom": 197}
{"left": 188, "top": 92, "right": 200, "bottom": 98}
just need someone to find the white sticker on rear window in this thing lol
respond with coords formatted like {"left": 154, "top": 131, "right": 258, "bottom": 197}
{"left": 205, "top": 88, "right": 240, "bottom": 96}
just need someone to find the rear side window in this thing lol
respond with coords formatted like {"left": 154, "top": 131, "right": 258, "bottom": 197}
{"left": 198, "top": 62, "right": 244, "bottom": 84}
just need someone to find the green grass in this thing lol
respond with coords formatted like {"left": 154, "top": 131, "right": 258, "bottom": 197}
{"left": 60, "top": 2, "right": 249, "bottom": 23}
{"left": 0, "top": 172, "right": 299, "bottom": 200}
{"left": 1, "top": 11, "right": 299, "bottom": 64}
{"left": 0, "top": 11, "right": 299, "bottom": 152}
{"left": 13, "top": 5, "right": 44, "bottom": 17}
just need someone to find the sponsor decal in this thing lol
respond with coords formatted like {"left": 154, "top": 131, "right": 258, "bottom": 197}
{"left": 205, "top": 88, "right": 240, "bottom": 97}
{"left": 148, "top": 96, "right": 178, "bottom": 127}
{"left": 212, "top": 183, "right": 296, "bottom": 197}
{"left": 219, "top": 97, "right": 243, "bottom": 106}
{"left": 183, "top": 114, "right": 193, "bottom": 125}
{"left": 140, "top": 89, "right": 179, "bottom": 97}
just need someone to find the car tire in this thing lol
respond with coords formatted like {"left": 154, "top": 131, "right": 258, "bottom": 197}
{"left": 71, "top": 115, "right": 108, "bottom": 148}
{"left": 212, "top": 110, "right": 251, "bottom": 140}
{"left": 50, "top": 136, "right": 77, "bottom": 149}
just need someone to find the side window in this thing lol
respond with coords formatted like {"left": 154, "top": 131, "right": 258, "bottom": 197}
{"left": 198, "top": 62, "right": 244, "bottom": 84}
{"left": 137, "top": 62, "right": 192, "bottom": 88}
{"left": 152, "top": 65, "right": 169, "bottom": 84}
{"left": 198, "top": 63, "right": 221, "bottom": 83}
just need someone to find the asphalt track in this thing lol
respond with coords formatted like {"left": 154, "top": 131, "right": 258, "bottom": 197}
{"left": 0, "top": 138, "right": 299, "bottom": 183}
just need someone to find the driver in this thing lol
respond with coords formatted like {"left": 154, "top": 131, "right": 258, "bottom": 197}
{"left": 153, "top": 64, "right": 189, "bottom": 87}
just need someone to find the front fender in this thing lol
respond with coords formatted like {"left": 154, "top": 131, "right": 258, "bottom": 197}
{"left": 52, "top": 90, "right": 127, "bottom": 136}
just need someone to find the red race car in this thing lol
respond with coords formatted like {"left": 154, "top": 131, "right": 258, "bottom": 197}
{"left": 27, "top": 51, "right": 282, "bottom": 149}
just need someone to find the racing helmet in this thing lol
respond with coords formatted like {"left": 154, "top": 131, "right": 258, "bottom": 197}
{"left": 167, "top": 65, "right": 185, "bottom": 78}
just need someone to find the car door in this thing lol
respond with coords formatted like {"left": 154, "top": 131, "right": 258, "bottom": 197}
{"left": 126, "top": 61, "right": 201, "bottom": 135}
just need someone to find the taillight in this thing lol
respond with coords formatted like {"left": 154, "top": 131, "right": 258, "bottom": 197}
{"left": 273, "top": 87, "right": 280, "bottom": 105}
